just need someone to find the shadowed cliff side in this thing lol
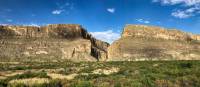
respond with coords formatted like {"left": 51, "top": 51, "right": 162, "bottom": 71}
{"left": 0, "top": 24, "right": 109, "bottom": 62}
{"left": 108, "top": 25, "right": 200, "bottom": 61}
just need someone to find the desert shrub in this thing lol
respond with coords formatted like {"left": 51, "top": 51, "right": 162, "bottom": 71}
{"left": 8, "top": 78, "right": 50, "bottom": 87}
{"left": 46, "top": 80, "right": 62, "bottom": 87}
{"left": 129, "top": 80, "right": 143, "bottom": 87}
{"left": 11, "top": 66, "right": 30, "bottom": 70}
{"left": 74, "top": 81, "right": 93, "bottom": 87}
{"left": 1, "top": 61, "right": 200, "bottom": 87}
{"left": 7, "top": 78, "right": 62, "bottom": 87}
{"left": 154, "top": 79, "right": 174, "bottom": 87}
{"left": 0, "top": 80, "right": 7, "bottom": 87}
{"left": 76, "top": 74, "right": 107, "bottom": 80}
{"left": 141, "top": 77, "right": 155, "bottom": 87}
{"left": 7, "top": 71, "right": 50, "bottom": 81}
{"left": 179, "top": 62, "right": 192, "bottom": 68}
{"left": 8, "top": 83, "right": 26, "bottom": 87}
{"left": 114, "top": 82, "right": 122, "bottom": 87}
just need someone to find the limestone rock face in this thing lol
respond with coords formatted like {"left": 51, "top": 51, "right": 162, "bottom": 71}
{"left": 191, "top": 35, "right": 200, "bottom": 41}
{"left": 91, "top": 38, "right": 109, "bottom": 61}
{"left": 0, "top": 24, "right": 109, "bottom": 62}
{"left": 121, "top": 25, "right": 199, "bottom": 41}
{"left": 108, "top": 25, "right": 200, "bottom": 61}
{"left": 0, "top": 24, "right": 89, "bottom": 39}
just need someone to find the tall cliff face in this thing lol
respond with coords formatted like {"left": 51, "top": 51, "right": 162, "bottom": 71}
{"left": 108, "top": 25, "right": 200, "bottom": 61}
{"left": 0, "top": 24, "right": 89, "bottom": 39}
{"left": 122, "top": 25, "right": 200, "bottom": 41}
{"left": 0, "top": 24, "right": 109, "bottom": 62}
{"left": 1, "top": 24, "right": 200, "bottom": 62}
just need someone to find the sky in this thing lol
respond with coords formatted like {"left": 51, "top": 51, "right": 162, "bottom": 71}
{"left": 0, "top": 0, "right": 200, "bottom": 43}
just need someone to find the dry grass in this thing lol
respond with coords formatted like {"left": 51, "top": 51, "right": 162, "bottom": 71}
{"left": 47, "top": 73, "right": 78, "bottom": 80}
{"left": 0, "top": 76, "right": 6, "bottom": 80}
{"left": 3, "top": 72, "right": 24, "bottom": 77}
{"left": 0, "top": 70, "right": 25, "bottom": 80}
{"left": 92, "top": 67, "right": 119, "bottom": 75}
{"left": 0, "top": 62, "right": 20, "bottom": 64}
{"left": 8, "top": 78, "right": 49, "bottom": 86}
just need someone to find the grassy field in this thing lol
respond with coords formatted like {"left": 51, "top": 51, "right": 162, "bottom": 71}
{"left": 0, "top": 60, "right": 200, "bottom": 87}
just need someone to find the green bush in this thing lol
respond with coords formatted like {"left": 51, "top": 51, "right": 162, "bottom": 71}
{"left": 75, "top": 81, "right": 93, "bottom": 87}
{"left": 7, "top": 71, "right": 50, "bottom": 81}
{"left": 1, "top": 61, "right": 200, "bottom": 87}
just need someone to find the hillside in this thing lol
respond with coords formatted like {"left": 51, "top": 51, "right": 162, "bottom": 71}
{"left": 108, "top": 25, "right": 200, "bottom": 61}
{"left": 0, "top": 24, "right": 109, "bottom": 62}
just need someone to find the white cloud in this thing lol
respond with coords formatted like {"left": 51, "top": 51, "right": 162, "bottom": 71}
{"left": 171, "top": 10, "right": 192, "bottom": 18}
{"left": 136, "top": 19, "right": 150, "bottom": 24}
{"left": 172, "top": 6, "right": 200, "bottom": 18}
{"left": 52, "top": 10, "right": 64, "bottom": 15}
{"left": 90, "top": 30, "right": 120, "bottom": 43}
{"left": 52, "top": 2, "right": 74, "bottom": 15}
{"left": 107, "top": 8, "right": 115, "bottom": 13}
{"left": 153, "top": 0, "right": 200, "bottom": 19}
{"left": 153, "top": 0, "right": 200, "bottom": 6}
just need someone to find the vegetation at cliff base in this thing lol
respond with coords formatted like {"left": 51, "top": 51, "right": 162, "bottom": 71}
{"left": 0, "top": 61, "right": 200, "bottom": 87}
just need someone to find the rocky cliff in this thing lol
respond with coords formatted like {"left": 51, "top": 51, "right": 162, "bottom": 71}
{"left": 1, "top": 24, "right": 200, "bottom": 62}
{"left": 0, "top": 24, "right": 109, "bottom": 62}
{"left": 108, "top": 25, "right": 200, "bottom": 61}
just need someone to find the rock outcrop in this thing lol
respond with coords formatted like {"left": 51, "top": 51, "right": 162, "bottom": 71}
{"left": 1, "top": 24, "right": 200, "bottom": 62}
{"left": 108, "top": 25, "right": 200, "bottom": 61}
{"left": 0, "top": 24, "right": 109, "bottom": 62}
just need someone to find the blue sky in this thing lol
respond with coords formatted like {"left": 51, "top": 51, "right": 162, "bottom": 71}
{"left": 0, "top": 0, "right": 200, "bottom": 43}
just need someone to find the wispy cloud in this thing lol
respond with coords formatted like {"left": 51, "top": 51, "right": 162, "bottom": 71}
{"left": 136, "top": 19, "right": 150, "bottom": 24}
{"left": 107, "top": 8, "right": 115, "bottom": 13}
{"left": 90, "top": 30, "right": 120, "bottom": 43}
{"left": 153, "top": 0, "right": 200, "bottom": 6}
{"left": 52, "top": 10, "right": 64, "bottom": 15}
{"left": 153, "top": 0, "right": 200, "bottom": 19}
{"left": 172, "top": 6, "right": 200, "bottom": 18}
{"left": 52, "top": 2, "right": 74, "bottom": 15}
{"left": 171, "top": 10, "right": 192, "bottom": 18}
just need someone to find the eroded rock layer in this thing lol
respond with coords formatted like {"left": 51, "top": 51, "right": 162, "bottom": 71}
{"left": 108, "top": 25, "right": 200, "bottom": 61}
{"left": 0, "top": 24, "right": 109, "bottom": 62}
